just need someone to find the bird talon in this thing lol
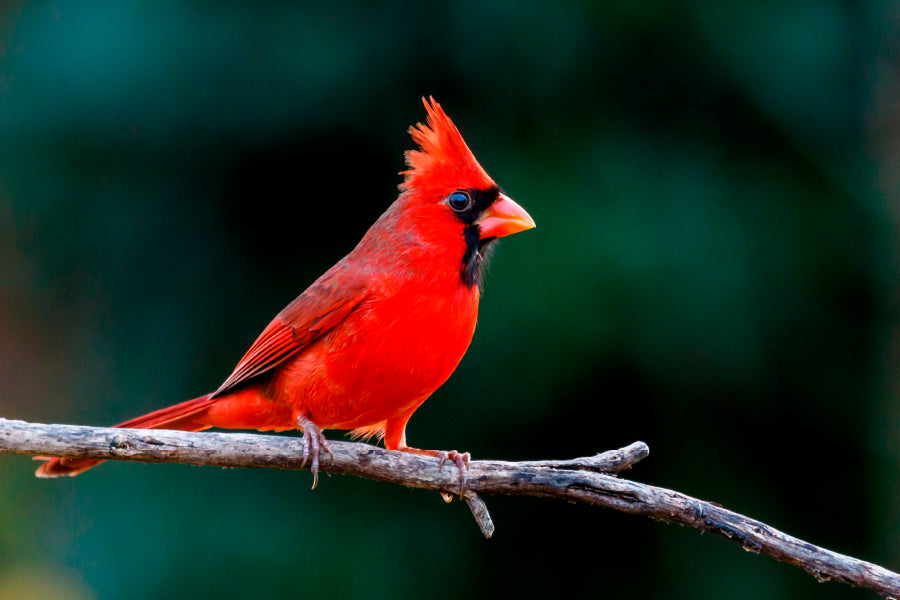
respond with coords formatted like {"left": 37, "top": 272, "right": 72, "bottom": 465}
{"left": 297, "top": 414, "right": 329, "bottom": 489}
{"left": 322, "top": 440, "right": 334, "bottom": 463}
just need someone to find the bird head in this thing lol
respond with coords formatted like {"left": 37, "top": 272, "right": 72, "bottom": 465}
{"left": 399, "top": 97, "right": 535, "bottom": 287}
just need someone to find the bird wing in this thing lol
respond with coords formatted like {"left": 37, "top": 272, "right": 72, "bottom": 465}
{"left": 211, "top": 265, "right": 369, "bottom": 397}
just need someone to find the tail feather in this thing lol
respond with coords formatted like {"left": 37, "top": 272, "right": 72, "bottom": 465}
{"left": 35, "top": 394, "right": 216, "bottom": 478}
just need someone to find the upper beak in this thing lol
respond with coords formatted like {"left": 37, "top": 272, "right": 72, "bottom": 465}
{"left": 477, "top": 193, "right": 536, "bottom": 239}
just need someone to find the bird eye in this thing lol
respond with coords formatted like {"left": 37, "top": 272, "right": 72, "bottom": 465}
{"left": 446, "top": 191, "right": 473, "bottom": 212}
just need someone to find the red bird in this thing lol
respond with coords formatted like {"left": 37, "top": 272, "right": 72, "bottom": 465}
{"left": 36, "top": 98, "right": 535, "bottom": 490}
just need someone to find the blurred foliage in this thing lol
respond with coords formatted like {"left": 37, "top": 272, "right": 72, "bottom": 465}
{"left": 1, "top": 1, "right": 899, "bottom": 598}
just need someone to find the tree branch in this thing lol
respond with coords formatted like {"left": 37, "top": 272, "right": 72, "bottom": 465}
{"left": 1, "top": 418, "right": 897, "bottom": 597}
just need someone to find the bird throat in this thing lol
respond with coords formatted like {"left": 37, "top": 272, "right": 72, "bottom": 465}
{"left": 462, "top": 226, "right": 497, "bottom": 288}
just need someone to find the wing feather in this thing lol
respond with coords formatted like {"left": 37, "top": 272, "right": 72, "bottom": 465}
{"left": 212, "top": 266, "right": 368, "bottom": 397}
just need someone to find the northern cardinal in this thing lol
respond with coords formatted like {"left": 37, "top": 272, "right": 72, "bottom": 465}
{"left": 36, "top": 97, "right": 534, "bottom": 492}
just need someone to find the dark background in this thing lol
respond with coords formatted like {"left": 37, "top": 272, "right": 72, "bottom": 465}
{"left": 2, "top": 1, "right": 899, "bottom": 598}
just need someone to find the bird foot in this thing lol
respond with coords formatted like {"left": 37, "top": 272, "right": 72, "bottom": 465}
{"left": 296, "top": 414, "right": 332, "bottom": 489}
{"left": 397, "top": 445, "right": 470, "bottom": 500}
{"left": 437, "top": 449, "right": 471, "bottom": 501}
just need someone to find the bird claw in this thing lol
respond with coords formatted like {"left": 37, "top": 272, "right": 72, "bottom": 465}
{"left": 297, "top": 415, "right": 332, "bottom": 489}
{"left": 437, "top": 449, "right": 470, "bottom": 500}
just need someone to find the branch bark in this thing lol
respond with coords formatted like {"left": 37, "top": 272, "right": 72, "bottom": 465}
{"left": 1, "top": 418, "right": 897, "bottom": 598}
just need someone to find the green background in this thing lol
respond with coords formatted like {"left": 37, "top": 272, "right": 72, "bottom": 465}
{"left": 2, "top": 1, "right": 899, "bottom": 598}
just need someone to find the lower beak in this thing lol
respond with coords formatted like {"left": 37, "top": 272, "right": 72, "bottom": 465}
{"left": 477, "top": 194, "right": 536, "bottom": 239}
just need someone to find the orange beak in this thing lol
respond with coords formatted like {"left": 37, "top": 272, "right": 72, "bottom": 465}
{"left": 477, "top": 194, "right": 536, "bottom": 239}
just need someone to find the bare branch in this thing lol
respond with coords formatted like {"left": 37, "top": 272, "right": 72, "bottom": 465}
{"left": 1, "top": 417, "right": 897, "bottom": 597}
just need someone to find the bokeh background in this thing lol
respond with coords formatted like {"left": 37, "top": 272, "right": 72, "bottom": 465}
{"left": 2, "top": 1, "right": 899, "bottom": 598}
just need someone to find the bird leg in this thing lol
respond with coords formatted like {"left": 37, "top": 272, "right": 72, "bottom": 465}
{"left": 296, "top": 414, "right": 332, "bottom": 489}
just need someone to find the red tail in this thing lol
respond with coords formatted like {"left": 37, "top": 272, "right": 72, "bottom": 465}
{"left": 35, "top": 394, "right": 217, "bottom": 478}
